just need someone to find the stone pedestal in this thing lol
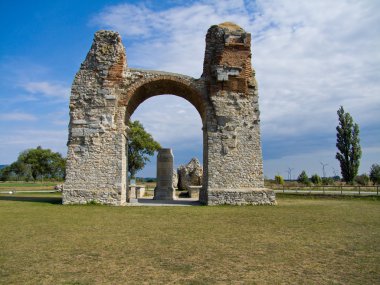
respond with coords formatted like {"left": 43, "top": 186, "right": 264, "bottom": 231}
{"left": 129, "top": 180, "right": 138, "bottom": 203}
{"left": 136, "top": 186, "right": 146, "bottom": 198}
{"left": 188, "top": 186, "right": 202, "bottom": 198}
{"left": 154, "top": 149, "right": 176, "bottom": 200}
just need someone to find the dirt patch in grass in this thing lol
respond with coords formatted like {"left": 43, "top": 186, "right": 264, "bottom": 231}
{"left": 0, "top": 195, "right": 379, "bottom": 284}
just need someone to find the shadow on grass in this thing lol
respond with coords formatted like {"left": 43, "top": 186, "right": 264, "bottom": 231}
{"left": 275, "top": 193, "right": 380, "bottom": 201}
{"left": 0, "top": 195, "right": 62, "bottom": 204}
{"left": 136, "top": 197, "right": 201, "bottom": 206}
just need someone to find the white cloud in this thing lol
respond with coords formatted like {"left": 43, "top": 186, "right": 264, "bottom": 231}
{"left": 251, "top": 0, "right": 380, "bottom": 139}
{"left": 0, "top": 112, "right": 37, "bottom": 122}
{"left": 0, "top": 58, "right": 70, "bottom": 102}
{"left": 22, "top": 81, "right": 70, "bottom": 99}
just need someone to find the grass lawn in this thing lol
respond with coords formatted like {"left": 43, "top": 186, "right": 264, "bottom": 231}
{"left": 0, "top": 194, "right": 379, "bottom": 284}
{"left": 0, "top": 181, "right": 58, "bottom": 191}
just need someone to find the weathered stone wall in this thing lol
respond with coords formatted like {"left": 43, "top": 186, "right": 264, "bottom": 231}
{"left": 63, "top": 31, "right": 128, "bottom": 205}
{"left": 63, "top": 22, "right": 275, "bottom": 206}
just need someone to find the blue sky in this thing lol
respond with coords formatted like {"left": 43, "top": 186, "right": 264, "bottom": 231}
{"left": 1, "top": 0, "right": 379, "bottom": 179}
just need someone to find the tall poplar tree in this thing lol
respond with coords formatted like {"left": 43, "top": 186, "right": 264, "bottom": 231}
{"left": 335, "top": 106, "right": 361, "bottom": 183}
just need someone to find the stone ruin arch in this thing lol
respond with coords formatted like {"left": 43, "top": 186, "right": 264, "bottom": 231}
{"left": 63, "top": 22, "right": 276, "bottom": 206}
{"left": 121, "top": 73, "right": 206, "bottom": 121}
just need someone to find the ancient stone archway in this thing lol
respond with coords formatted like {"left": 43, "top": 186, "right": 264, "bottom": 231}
{"left": 121, "top": 73, "right": 206, "bottom": 121}
{"left": 63, "top": 22, "right": 276, "bottom": 205}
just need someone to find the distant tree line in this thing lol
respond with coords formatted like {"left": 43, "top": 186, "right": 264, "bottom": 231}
{"left": 0, "top": 146, "right": 66, "bottom": 181}
{"left": 273, "top": 164, "right": 380, "bottom": 186}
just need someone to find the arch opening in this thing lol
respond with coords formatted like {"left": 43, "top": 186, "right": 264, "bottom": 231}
{"left": 126, "top": 92, "right": 205, "bottom": 202}
{"left": 120, "top": 77, "right": 206, "bottom": 123}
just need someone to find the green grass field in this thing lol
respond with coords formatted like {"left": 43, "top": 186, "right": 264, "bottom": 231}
{"left": 0, "top": 193, "right": 379, "bottom": 284}
{"left": 0, "top": 181, "right": 58, "bottom": 191}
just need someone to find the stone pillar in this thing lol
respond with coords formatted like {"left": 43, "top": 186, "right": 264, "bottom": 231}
{"left": 154, "top": 149, "right": 176, "bottom": 200}
{"left": 63, "top": 31, "right": 128, "bottom": 205}
{"left": 200, "top": 22, "right": 276, "bottom": 205}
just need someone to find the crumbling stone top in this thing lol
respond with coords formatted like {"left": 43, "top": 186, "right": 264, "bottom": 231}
{"left": 82, "top": 29, "right": 126, "bottom": 75}
{"left": 217, "top": 22, "right": 245, "bottom": 33}
{"left": 94, "top": 30, "right": 121, "bottom": 44}
{"left": 129, "top": 68, "right": 195, "bottom": 81}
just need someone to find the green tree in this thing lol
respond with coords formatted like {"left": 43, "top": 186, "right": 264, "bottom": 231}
{"left": 128, "top": 120, "right": 161, "bottom": 178}
{"left": 355, "top": 174, "right": 369, "bottom": 186}
{"left": 369, "top": 164, "right": 380, "bottom": 185}
{"left": 1, "top": 146, "right": 66, "bottom": 181}
{"left": 335, "top": 106, "right": 361, "bottom": 183}
{"left": 0, "top": 161, "right": 31, "bottom": 181}
{"left": 18, "top": 146, "right": 66, "bottom": 180}
{"left": 310, "top": 174, "right": 322, "bottom": 185}
{"left": 274, "top": 175, "right": 284, "bottom": 185}
{"left": 297, "top": 170, "right": 309, "bottom": 185}
{"left": 322, "top": 177, "right": 335, "bottom": 186}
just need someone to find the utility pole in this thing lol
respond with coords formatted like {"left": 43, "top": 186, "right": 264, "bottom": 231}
{"left": 320, "top": 162, "right": 328, "bottom": 178}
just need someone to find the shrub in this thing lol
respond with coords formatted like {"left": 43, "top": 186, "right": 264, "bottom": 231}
{"left": 369, "top": 164, "right": 380, "bottom": 185}
{"left": 322, "top": 177, "right": 335, "bottom": 185}
{"left": 297, "top": 171, "right": 310, "bottom": 185}
{"left": 274, "top": 175, "right": 284, "bottom": 185}
{"left": 355, "top": 174, "right": 370, "bottom": 186}
{"left": 332, "top": 175, "right": 341, "bottom": 181}
{"left": 86, "top": 200, "right": 101, "bottom": 205}
{"left": 310, "top": 174, "right": 322, "bottom": 185}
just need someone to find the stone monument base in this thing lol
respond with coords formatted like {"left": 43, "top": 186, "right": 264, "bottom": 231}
{"left": 204, "top": 188, "right": 276, "bottom": 206}
{"left": 153, "top": 187, "right": 176, "bottom": 200}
